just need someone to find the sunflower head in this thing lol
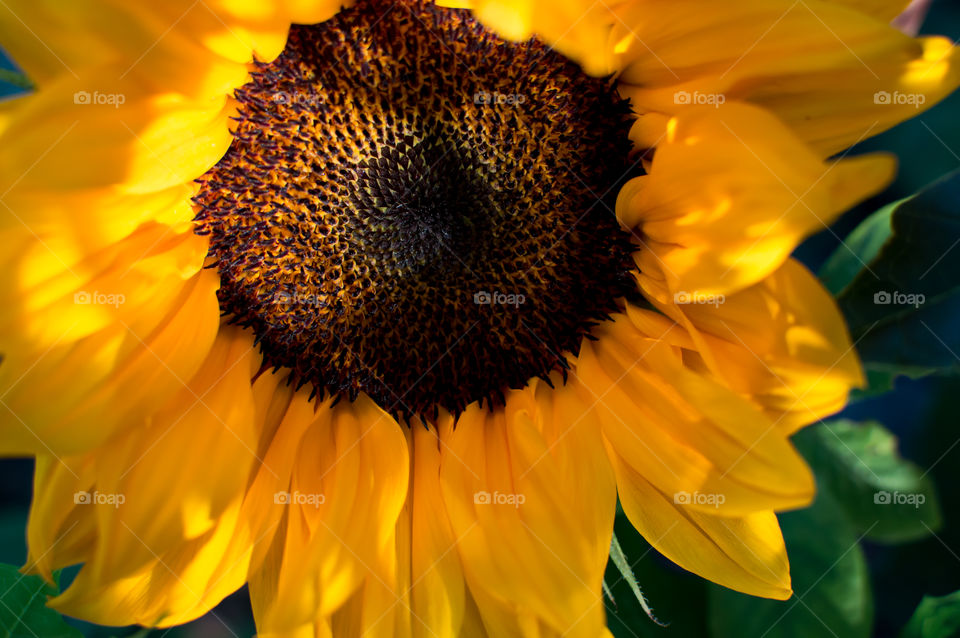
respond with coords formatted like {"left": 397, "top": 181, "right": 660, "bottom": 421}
{"left": 0, "top": 0, "right": 958, "bottom": 636}
{"left": 193, "top": 0, "right": 640, "bottom": 421}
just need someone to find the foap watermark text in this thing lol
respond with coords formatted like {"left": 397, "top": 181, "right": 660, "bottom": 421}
{"left": 874, "top": 91, "right": 926, "bottom": 108}
{"left": 74, "top": 490, "right": 125, "bottom": 508}
{"left": 674, "top": 291, "right": 725, "bottom": 307}
{"left": 674, "top": 490, "right": 726, "bottom": 508}
{"left": 474, "top": 290, "right": 525, "bottom": 307}
{"left": 674, "top": 90, "right": 726, "bottom": 107}
{"left": 274, "top": 490, "right": 326, "bottom": 508}
{"left": 74, "top": 90, "right": 125, "bottom": 108}
{"left": 474, "top": 490, "right": 525, "bottom": 507}
{"left": 474, "top": 91, "right": 527, "bottom": 106}
{"left": 74, "top": 291, "right": 125, "bottom": 307}
{"left": 874, "top": 290, "right": 925, "bottom": 308}
{"left": 874, "top": 490, "right": 926, "bottom": 508}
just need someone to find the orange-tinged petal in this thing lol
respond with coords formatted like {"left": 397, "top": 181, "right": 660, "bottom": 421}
{"left": 830, "top": 0, "right": 911, "bottom": 21}
{"left": 49, "top": 500, "right": 254, "bottom": 627}
{"left": 255, "top": 417, "right": 468, "bottom": 638}
{"left": 25, "top": 454, "right": 99, "bottom": 579}
{"left": 86, "top": 327, "right": 259, "bottom": 577}
{"left": 465, "top": 0, "right": 616, "bottom": 76}
{"left": 408, "top": 420, "right": 466, "bottom": 638}
{"left": 27, "top": 328, "right": 264, "bottom": 626}
{"left": 250, "top": 393, "right": 409, "bottom": 635}
{"left": 0, "top": 184, "right": 196, "bottom": 258}
{"left": 617, "top": 103, "right": 894, "bottom": 298}
{"left": 612, "top": 0, "right": 960, "bottom": 156}
{"left": 0, "top": 222, "right": 207, "bottom": 347}
{"left": 0, "top": 84, "right": 235, "bottom": 194}
{"left": 641, "top": 259, "right": 864, "bottom": 433}
{"left": 577, "top": 311, "right": 815, "bottom": 516}
{"left": 440, "top": 380, "right": 615, "bottom": 638}
{"left": 611, "top": 448, "right": 793, "bottom": 600}
{"left": 0, "top": 0, "right": 290, "bottom": 88}
{"left": 0, "top": 223, "right": 219, "bottom": 456}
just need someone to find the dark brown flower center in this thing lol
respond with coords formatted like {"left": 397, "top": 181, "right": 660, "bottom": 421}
{"left": 193, "top": 0, "right": 640, "bottom": 422}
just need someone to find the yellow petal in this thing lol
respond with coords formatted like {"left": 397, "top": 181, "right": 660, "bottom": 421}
{"left": 577, "top": 311, "right": 815, "bottom": 516}
{"left": 439, "top": 381, "right": 615, "bottom": 638}
{"left": 466, "top": 0, "right": 616, "bottom": 76}
{"left": 29, "top": 328, "right": 264, "bottom": 626}
{"left": 25, "top": 454, "right": 99, "bottom": 580}
{"left": 255, "top": 416, "right": 469, "bottom": 638}
{"left": 612, "top": 0, "right": 960, "bottom": 156}
{"left": 0, "top": 0, "right": 255, "bottom": 196}
{"left": 0, "top": 0, "right": 288, "bottom": 88}
{"left": 611, "top": 448, "right": 793, "bottom": 600}
{"left": 0, "top": 222, "right": 207, "bottom": 346}
{"left": 50, "top": 499, "right": 254, "bottom": 627}
{"left": 617, "top": 102, "right": 894, "bottom": 298}
{"left": 829, "top": 0, "right": 911, "bottom": 21}
{"left": 250, "top": 393, "right": 409, "bottom": 634}
{"left": 0, "top": 0, "right": 298, "bottom": 196}
{"left": 644, "top": 259, "right": 864, "bottom": 433}
{"left": 328, "top": 418, "right": 468, "bottom": 638}
{"left": 252, "top": 0, "right": 350, "bottom": 25}
{"left": 0, "top": 85, "right": 235, "bottom": 194}
{"left": 0, "top": 227, "right": 219, "bottom": 456}
{"left": 86, "top": 327, "right": 260, "bottom": 577}
{"left": 408, "top": 420, "right": 466, "bottom": 638}
{"left": 0, "top": 183, "right": 197, "bottom": 259}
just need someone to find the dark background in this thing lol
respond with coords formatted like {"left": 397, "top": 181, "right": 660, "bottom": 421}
{"left": 799, "top": 0, "right": 960, "bottom": 632}
{"left": 1, "top": 1, "right": 959, "bottom": 636}
{"left": 801, "top": 2, "right": 960, "bottom": 632}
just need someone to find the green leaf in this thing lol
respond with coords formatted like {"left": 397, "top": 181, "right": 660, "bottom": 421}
{"left": 606, "top": 512, "right": 709, "bottom": 638}
{"left": 708, "top": 486, "right": 872, "bottom": 638}
{"left": 706, "top": 417, "right": 936, "bottom": 637}
{"left": 607, "top": 532, "right": 663, "bottom": 627}
{"left": 794, "top": 420, "right": 941, "bottom": 543}
{"left": 901, "top": 591, "right": 960, "bottom": 638}
{"left": 0, "top": 564, "right": 81, "bottom": 638}
{"left": 820, "top": 200, "right": 897, "bottom": 296}
{"left": 849, "top": 368, "right": 898, "bottom": 401}
{"left": 0, "top": 509, "right": 28, "bottom": 567}
{"left": 835, "top": 170, "right": 960, "bottom": 378}
{"left": 0, "top": 69, "right": 32, "bottom": 91}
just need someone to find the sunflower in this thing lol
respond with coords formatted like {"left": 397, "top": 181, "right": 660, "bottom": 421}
{"left": 0, "top": 0, "right": 957, "bottom": 635}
